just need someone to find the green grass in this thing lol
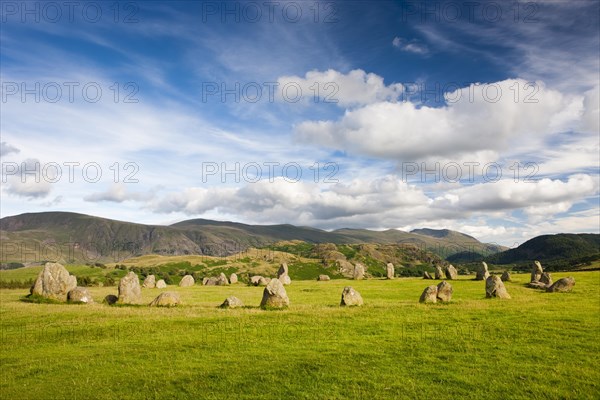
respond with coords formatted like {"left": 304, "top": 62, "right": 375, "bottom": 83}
{"left": 1, "top": 271, "right": 599, "bottom": 399}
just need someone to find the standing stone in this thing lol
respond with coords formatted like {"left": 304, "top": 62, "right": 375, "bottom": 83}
{"left": 419, "top": 285, "right": 438, "bottom": 303}
{"left": 531, "top": 261, "right": 544, "bottom": 282}
{"left": 547, "top": 277, "right": 575, "bottom": 293}
{"left": 179, "top": 275, "right": 195, "bottom": 287}
{"left": 67, "top": 287, "right": 94, "bottom": 304}
{"left": 277, "top": 263, "right": 289, "bottom": 279}
{"left": 476, "top": 262, "right": 490, "bottom": 281}
{"left": 386, "top": 263, "right": 395, "bottom": 279}
{"left": 155, "top": 279, "right": 167, "bottom": 288}
{"left": 280, "top": 275, "right": 292, "bottom": 285}
{"left": 340, "top": 286, "right": 363, "bottom": 306}
{"left": 220, "top": 296, "right": 244, "bottom": 309}
{"left": 540, "top": 272, "right": 552, "bottom": 286}
{"left": 436, "top": 281, "right": 453, "bottom": 302}
{"left": 118, "top": 271, "right": 142, "bottom": 304}
{"left": 203, "top": 277, "right": 218, "bottom": 286}
{"left": 445, "top": 265, "right": 458, "bottom": 280}
{"left": 485, "top": 275, "right": 511, "bottom": 299}
{"left": 317, "top": 275, "right": 331, "bottom": 281}
{"left": 142, "top": 275, "right": 156, "bottom": 288}
{"left": 434, "top": 265, "right": 444, "bottom": 280}
{"left": 229, "top": 273, "right": 238, "bottom": 284}
{"left": 353, "top": 263, "right": 365, "bottom": 280}
{"left": 30, "top": 262, "right": 77, "bottom": 301}
{"left": 423, "top": 271, "right": 433, "bottom": 280}
{"left": 216, "top": 273, "right": 229, "bottom": 286}
{"left": 149, "top": 292, "right": 181, "bottom": 307}
{"left": 260, "top": 278, "right": 289, "bottom": 309}
{"left": 501, "top": 271, "right": 511, "bottom": 282}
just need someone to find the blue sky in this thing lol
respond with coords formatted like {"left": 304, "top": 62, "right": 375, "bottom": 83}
{"left": 1, "top": 0, "right": 599, "bottom": 246}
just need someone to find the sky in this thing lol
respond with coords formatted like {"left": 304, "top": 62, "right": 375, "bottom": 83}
{"left": 1, "top": 0, "right": 599, "bottom": 247}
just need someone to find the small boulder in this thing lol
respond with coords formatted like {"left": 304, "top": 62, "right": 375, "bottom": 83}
{"left": 103, "top": 294, "right": 118, "bottom": 305}
{"left": 531, "top": 260, "right": 543, "bottom": 282}
{"left": 250, "top": 276, "right": 263, "bottom": 286}
{"left": 142, "top": 275, "right": 156, "bottom": 288}
{"left": 260, "top": 278, "right": 289, "bottom": 309}
{"left": 476, "top": 262, "right": 490, "bottom": 281}
{"left": 340, "top": 286, "right": 363, "bottom": 306}
{"left": 229, "top": 273, "right": 238, "bottom": 284}
{"left": 67, "top": 287, "right": 94, "bottom": 304}
{"left": 220, "top": 296, "right": 244, "bottom": 309}
{"left": 149, "top": 292, "right": 181, "bottom": 307}
{"left": 179, "top": 275, "right": 195, "bottom": 287}
{"left": 419, "top": 285, "right": 438, "bottom": 303}
{"left": 317, "top": 275, "right": 331, "bottom": 281}
{"left": 118, "top": 271, "right": 142, "bottom": 304}
{"left": 386, "top": 263, "right": 395, "bottom": 279}
{"left": 216, "top": 273, "right": 229, "bottom": 286}
{"left": 434, "top": 265, "right": 444, "bottom": 280}
{"left": 547, "top": 277, "right": 575, "bottom": 293}
{"left": 436, "top": 281, "right": 453, "bottom": 302}
{"left": 30, "top": 262, "right": 77, "bottom": 301}
{"left": 203, "top": 277, "right": 218, "bottom": 286}
{"left": 501, "top": 271, "right": 511, "bottom": 282}
{"left": 353, "top": 263, "right": 365, "bottom": 280}
{"left": 445, "top": 265, "right": 458, "bottom": 280}
{"left": 486, "top": 275, "right": 511, "bottom": 299}
{"left": 155, "top": 279, "right": 167, "bottom": 288}
{"left": 540, "top": 272, "right": 553, "bottom": 286}
{"left": 527, "top": 281, "right": 549, "bottom": 290}
{"left": 423, "top": 271, "right": 433, "bottom": 280}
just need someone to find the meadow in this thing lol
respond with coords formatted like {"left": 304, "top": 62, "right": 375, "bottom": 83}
{"left": 1, "top": 271, "right": 598, "bottom": 399}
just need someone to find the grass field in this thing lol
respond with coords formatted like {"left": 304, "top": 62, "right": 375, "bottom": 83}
{"left": 1, "top": 271, "right": 598, "bottom": 399}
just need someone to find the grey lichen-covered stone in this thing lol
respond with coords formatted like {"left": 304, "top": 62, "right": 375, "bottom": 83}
{"left": 118, "top": 271, "right": 142, "bottom": 304}
{"left": 317, "top": 275, "right": 331, "bottom": 281}
{"left": 531, "top": 260, "right": 544, "bottom": 282}
{"left": 142, "top": 275, "right": 156, "bottom": 288}
{"left": 423, "top": 271, "right": 433, "bottom": 280}
{"left": 260, "top": 278, "right": 289, "bottom": 309}
{"left": 30, "top": 262, "right": 77, "bottom": 301}
{"left": 434, "top": 265, "right": 444, "bottom": 280}
{"left": 67, "top": 287, "right": 94, "bottom": 304}
{"left": 540, "top": 272, "right": 553, "bottom": 286}
{"left": 476, "top": 262, "right": 490, "bottom": 281}
{"left": 419, "top": 285, "right": 438, "bottom": 303}
{"left": 386, "top": 263, "right": 395, "bottom": 279}
{"left": 353, "top": 263, "right": 365, "bottom": 280}
{"left": 229, "top": 273, "right": 238, "bottom": 284}
{"left": 547, "top": 277, "right": 575, "bottom": 293}
{"left": 486, "top": 275, "right": 511, "bottom": 299}
{"left": 436, "top": 281, "right": 453, "bottom": 302}
{"left": 149, "top": 292, "right": 181, "bottom": 307}
{"left": 277, "top": 263, "right": 289, "bottom": 279}
{"left": 501, "top": 271, "right": 511, "bottom": 282}
{"left": 179, "top": 275, "right": 195, "bottom": 287}
{"left": 220, "top": 296, "right": 244, "bottom": 309}
{"left": 445, "top": 265, "right": 458, "bottom": 280}
{"left": 340, "top": 286, "right": 363, "bottom": 306}
{"left": 216, "top": 273, "right": 229, "bottom": 286}
{"left": 250, "top": 276, "right": 263, "bottom": 286}
{"left": 155, "top": 279, "right": 167, "bottom": 288}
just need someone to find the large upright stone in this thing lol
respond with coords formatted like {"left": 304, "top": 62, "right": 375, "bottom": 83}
{"left": 353, "top": 263, "right": 365, "bottom": 280}
{"left": 142, "top": 274, "right": 156, "bottom": 288}
{"left": 229, "top": 273, "right": 238, "bottom": 284}
{"left": 67, "top": 287, "right": 94, "bottom": 304}
{"left": 485, "top": 275, "right": 511, "bottom": 299}
{"left": 179, "top": 275, "right": 195, "bottom": 287}
{"left": 386, "top": 263, "right": 395, "bottom": 279}
{"left": 531, "top": 261, "right": 544, "bottom": 282}
{"left": 445, "top": 265, "right": 458, "bottom": 280}
{"left": 436, "top": 281, "right": 453, "bottom": 302}
{"left": 434, "top": 265, "right": 444, "bottom": 280}
{"left": 118, "top": 271, "right": 142, "bottom": 304}
{"left": 501, "top": 271, "right": 512, "bottom": 282}
{"left": 423, "top": 271, "right": 433, "bottom": 280}
{"left": 149, "top": 292, "right": 181, "bottom": 307}
{"left": 30, "top": 262, "right": 77, "bottom": 301}
{"left": 476, "top": 262, "right": 490, "bottom": 281}
{"left": 340, "top": 287, "right": 363, "bottom": 306}
{"left": 419, "top": 285, "right": 438, "bottom": 303}
{"left": 547, "top": 277, "right": 575, "bottom": 293}
{"left": 260, "top": 278, "right": 289, "bottom": 309}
